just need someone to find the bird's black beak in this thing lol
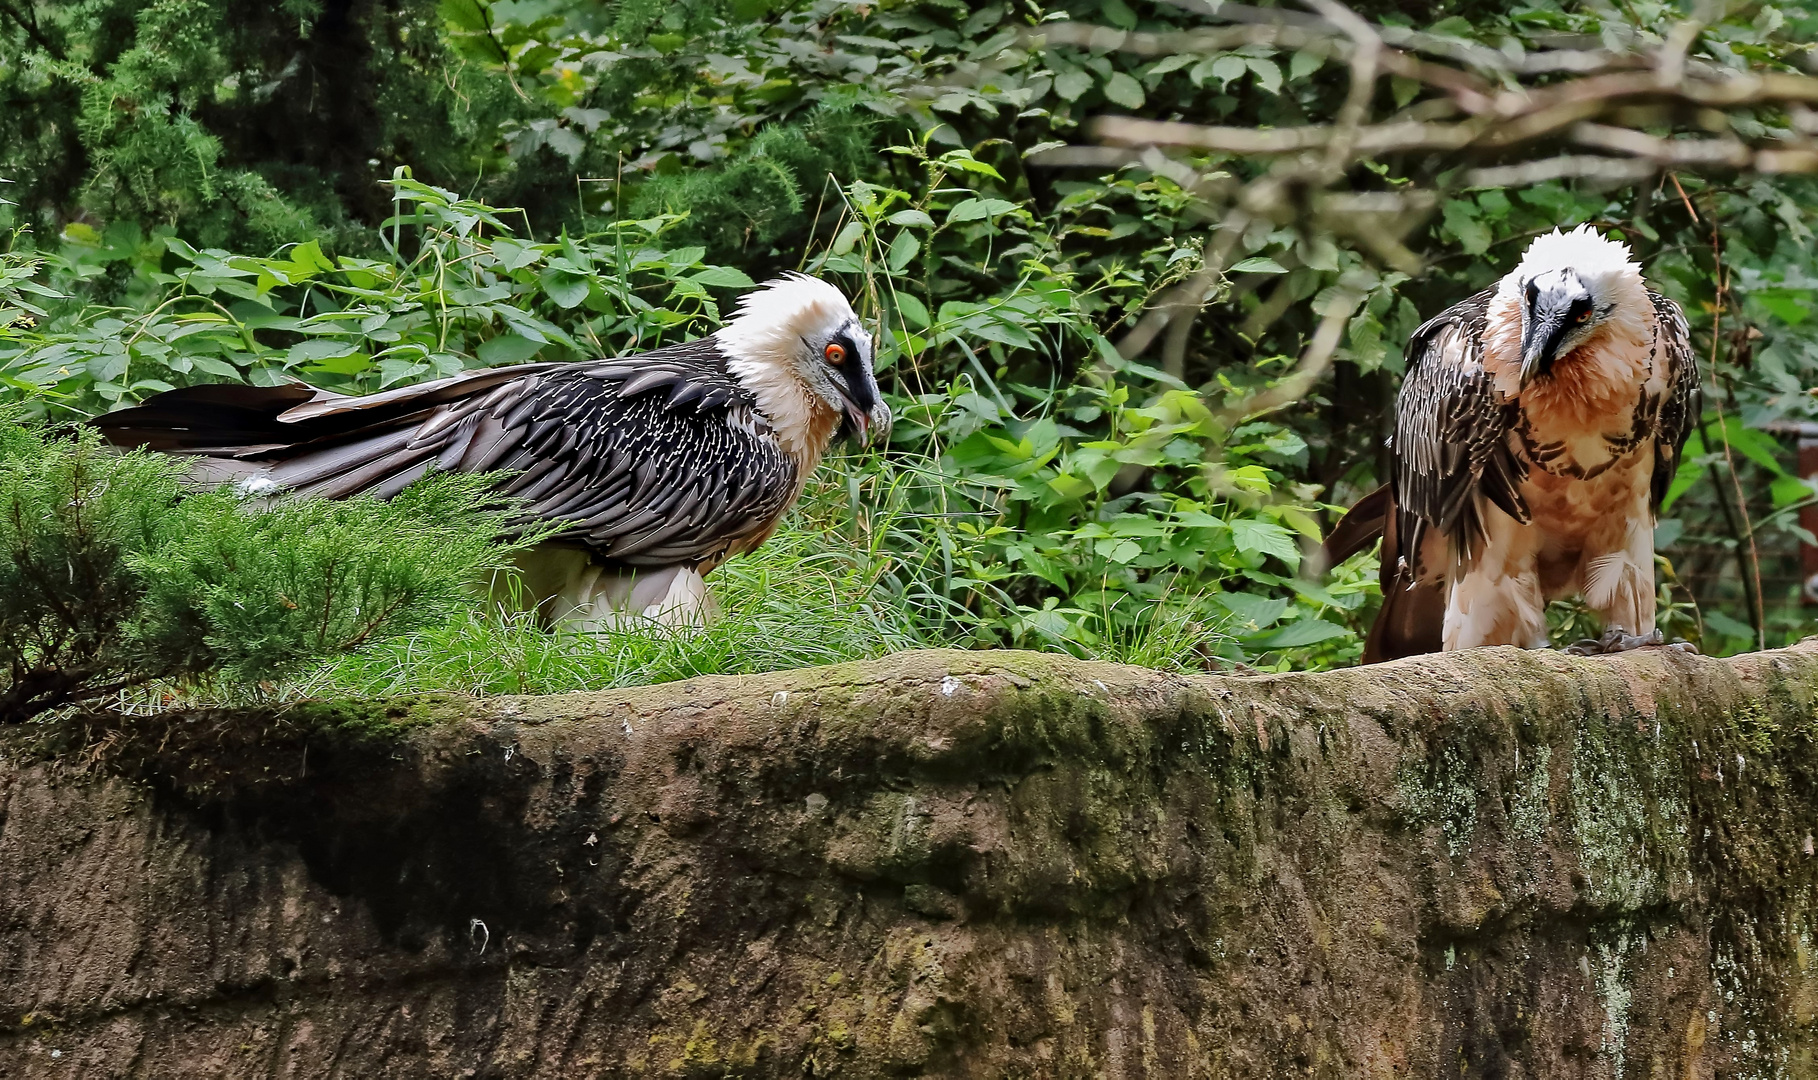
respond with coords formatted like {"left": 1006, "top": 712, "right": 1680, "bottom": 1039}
{"left": 1519, "top": 310, "right": 1569, "bottom": 388}
{"left": 1519, "top": 272, "right": 1593, "bottom": 388}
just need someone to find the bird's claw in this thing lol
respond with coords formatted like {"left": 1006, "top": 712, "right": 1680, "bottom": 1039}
{"left": 1563, "top": 628, "right": 1698, "bottom": 656}
{"left": 1564, "top": 628, "right": 1664, "bottom": 655}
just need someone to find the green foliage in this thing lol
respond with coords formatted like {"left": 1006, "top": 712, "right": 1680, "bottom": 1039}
{"left": 629, "top": 106, "right": 877, "bottom": 260}
{"left": 6, "top": 0, "right": 1818, "bottom": 704}
{"left": 1, "top": 0, "right": 523, "bottom": 249}
{"left": 0, "top": 413, "right": 527, "bottom": 720}
{"left": 0, "top": 175, "right": 756, "bottom": 414}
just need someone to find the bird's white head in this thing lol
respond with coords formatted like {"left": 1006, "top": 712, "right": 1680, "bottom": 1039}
{"left": 714, "top": 274, "right": 891, "bottom": 452}
{"left": 1503, "top": 224, "right": 1646, "bottom": 387}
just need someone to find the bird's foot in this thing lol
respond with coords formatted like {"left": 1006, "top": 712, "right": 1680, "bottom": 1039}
{"left": 1565, "top": 628, "right": 1661, "bottom": 655}
{"left": 1563, "top": 628, "right": 1698, "bottom": 655}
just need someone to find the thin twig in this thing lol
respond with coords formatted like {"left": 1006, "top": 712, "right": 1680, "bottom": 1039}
{"left": 1701, "top": 218, "right": 1768, "bottom": 650}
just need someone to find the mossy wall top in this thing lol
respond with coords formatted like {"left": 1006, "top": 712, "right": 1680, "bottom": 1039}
{"left": 3, "top": 643, "right": 1818, "bottom": 1077}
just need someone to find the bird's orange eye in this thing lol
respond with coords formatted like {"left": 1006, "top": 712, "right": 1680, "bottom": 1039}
{"left": 1576, "top": 308, "right": 1592, "bottom": 324}
{"left": 824, "top": 343, "right": 847, "bottom": 366}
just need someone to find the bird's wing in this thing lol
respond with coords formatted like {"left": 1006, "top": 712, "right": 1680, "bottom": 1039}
{"left": 97, "top": 339, "right": 800, "bottom": 568}
{"left": 1648, "top": 291, "right": 1702, "bottom": 513}
{"left": 476, "top": 362, "right": 799, "bottom": 567}
{"left": 1392, "top": 287, "right": 1528, "bottom": 581}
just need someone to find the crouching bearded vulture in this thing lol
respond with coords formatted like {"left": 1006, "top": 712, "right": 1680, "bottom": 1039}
{"left": 95, "top": 274, "right": 890, "bottom": 631}
{"left": 1324, "top": 225, "right": 1701, "bottom": 662}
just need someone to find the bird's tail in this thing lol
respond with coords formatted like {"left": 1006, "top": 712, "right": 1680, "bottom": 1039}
{"left": 500, "top": 545, "right": 716, "bottom": 633}
{"left": 1318, "top": 483, "right": 1391, "bottom": 571}
{"left": 1360, "top": 487, "right": 1444, "bottom": 663}
{"left": 91, "top": 366, "right": 563, "bottom": 499}
{"left": 1318, "top": 484, "right": 1444, "bottom": 663}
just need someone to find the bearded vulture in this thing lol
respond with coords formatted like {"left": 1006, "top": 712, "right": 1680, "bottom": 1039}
{"left": 95, "top": 274, "right": 890, "bottom": 630}
{"left": 1324, "top": 225, "right": 1701, "bottom": 662}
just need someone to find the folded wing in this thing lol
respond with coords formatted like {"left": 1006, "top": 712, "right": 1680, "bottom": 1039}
{"left": 94, "top": 339, "right": 799, "bottom": 569}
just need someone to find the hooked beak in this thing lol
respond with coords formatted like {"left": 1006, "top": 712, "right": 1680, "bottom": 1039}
{"left": 841, "top": 397, "right": 893, "bottom": 448}
{"left": 1519, "top": 311, "right": 1566, "bottom": 388}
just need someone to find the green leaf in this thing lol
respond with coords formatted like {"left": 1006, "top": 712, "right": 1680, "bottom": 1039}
{"left": 1103, "top": 72, "right": 1146, "bottom": 110}
{"left": 440, "top": 0, "right": 491, "bottom": 33}
{"left": 690, "top": 266, "right": 758, "bottom": 289}
{"left": 1441, "top": 200, "right": 1491, "bottom": 256}
{"left": 1659, "top": 460, "right": 1704, "bottom": 513}
{"left": 477, "top": 333, "right": 544, "bottom": 365}
{"left": 1289, "top": 50, "right": 1323, "bottom": 81}
{"left": 947, "top": 198, "right": 1017, "bottom": 224}
{"left": 1215, "top": 591, "right": 1289, "bottom": 631}
{"left": 893, "top": 293, "right": 931, "bottom": 328}
{"left": 1755, "top": 294, "right": 1809, "bottom": 324}
{"left": 1719, "top": 421, "right": 1788, "bottom": 476}
{"left": 1247, "top": 57, "right": 1282, "bottom": 94}
{"left": 831, "top": 220, "right": 866, "bottom": 255}
{"left": 1095, "top": 538, "right": 1142, "bottom": 563}
{"left": 1054, "top": 68, "right": 1094, "bottom": 102}
{"left": 937, "top": 151, "right": 1005, "bottom": 180}
{"left": 887, "top": 209, "right": 935, "bottom": 228}
{"left": 1229, "top": 257, "right": 1288, "bottom": 274}
{"left": 540, "top": 268, "right": 590, "bottom": 309}
{"left": 1100, "top": 0, "right": 1138, "bottom": 30}
{"left": 492, "top": 238, "right": 544, "bottom": 271}
{"left": 1230, "top": 518, "right": 1301, "bottom": 565}
{"left": 1249, "top": 619, "right": 1351, "bottom": 648}
{"left": 888, "top": 230, "right": 921, "bottom": 273}
{"left": 1210, "top": 54, "right": 1248, "bottom": 88}
{"left": 1703, "top": 609, "right": 1756, "bottom": 640}
{"left": 1771, "top": 473, "right": 1816, "bottom": 509}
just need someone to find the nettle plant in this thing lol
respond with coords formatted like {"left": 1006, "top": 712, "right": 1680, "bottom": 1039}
{"left": 1, "top": 175, "right": 757, "bottom": 416}
{"left": 808, "top": 143, "right": 1372, "bottom": 667}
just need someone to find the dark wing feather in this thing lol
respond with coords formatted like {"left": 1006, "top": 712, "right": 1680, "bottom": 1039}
{"left": 1391, "top": 287, "right": 1527, "bottom": 582}
{"left": 94, "top": 338, "right": 798, "bottom": 569}
{"left": 1649, "top": 291, "right": 1701, "bottom": 513}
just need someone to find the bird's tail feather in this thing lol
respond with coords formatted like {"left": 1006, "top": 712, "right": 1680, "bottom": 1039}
{"left": 1318, "top": 483, "right": 1390, "bottom": 571}
{"left": 1361, "top": 488, "right": 1444, "bottom": 663}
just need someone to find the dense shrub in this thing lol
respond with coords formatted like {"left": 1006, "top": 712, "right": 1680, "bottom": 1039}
{"left": 0, "top": 414, "right": 527, "bottom": 720}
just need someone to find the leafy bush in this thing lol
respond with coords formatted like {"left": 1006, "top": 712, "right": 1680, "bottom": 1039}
{"left": 1, "top": 0, "right": 520, "bottom": 250}
{"left": 0, "top": 414, "right": 526, "bottom": 721}
{"left": 0, "top": 175, "right": 758, "bottom": 415}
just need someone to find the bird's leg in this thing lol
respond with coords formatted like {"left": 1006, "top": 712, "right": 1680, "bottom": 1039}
{"left": 1570, "top": 522, "right": 1697, "bottom": 655}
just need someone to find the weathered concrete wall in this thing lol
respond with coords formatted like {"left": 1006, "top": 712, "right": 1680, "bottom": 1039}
{"left": 2, "top": 643, "right": 1818, "bottom": 1077}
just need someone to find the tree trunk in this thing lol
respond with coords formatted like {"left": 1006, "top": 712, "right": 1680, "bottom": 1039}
{"left": 3, "top": 643, "right": 1818, "bottom": 1076}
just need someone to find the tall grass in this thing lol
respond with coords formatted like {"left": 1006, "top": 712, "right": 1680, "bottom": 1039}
{"left": 300, "top": 507, "right": 929, "bottom": 697}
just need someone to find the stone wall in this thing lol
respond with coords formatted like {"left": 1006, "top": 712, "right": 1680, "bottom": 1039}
{"left": 3, "top": 643, "right": 1817, "bottom": 1077}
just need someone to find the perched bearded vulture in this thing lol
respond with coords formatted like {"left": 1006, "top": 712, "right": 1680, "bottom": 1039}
{"left": 1324, "top": 226, "right": 1701, "bottom": 662}
{"left": 95, "top": 274, "right": 889, "bottom": 630}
